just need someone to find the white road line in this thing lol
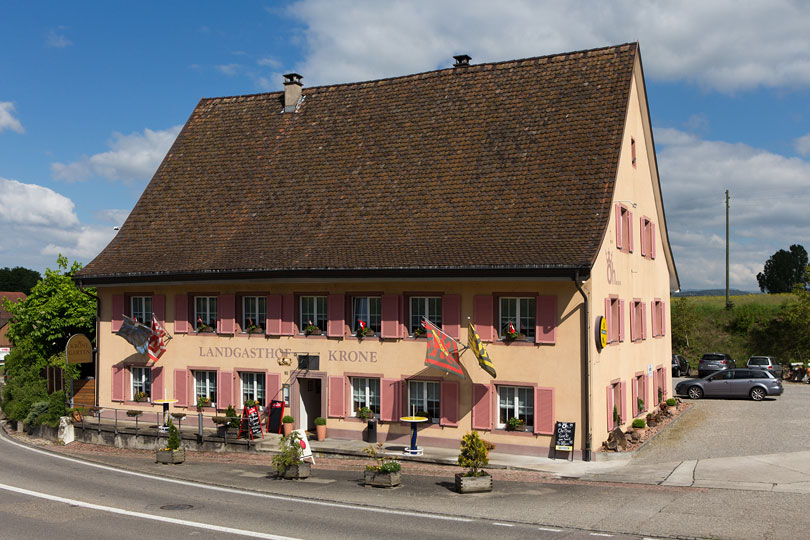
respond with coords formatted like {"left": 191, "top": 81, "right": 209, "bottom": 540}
{"left": 0, "top": 433, "right": 472, "bottom": 523}
{"left": 0, "top": 482, "right": 295, "bottom": 540}
{"left": 493, "top": 522, "right": 514, "bottom": 527}
{"left": 537, "top": 527, "right": 563, "bottom": 532}
{"left": 590, "top": 534, "right": 613, "bottom": 537}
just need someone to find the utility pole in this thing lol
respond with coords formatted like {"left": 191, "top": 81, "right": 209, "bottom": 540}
{"left": 726, "top": 190, "right": 731, "bottom": 309}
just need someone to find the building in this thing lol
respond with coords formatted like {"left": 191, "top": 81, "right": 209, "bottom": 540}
{"left": 75, "top": 42, "right": 678, "bottom": 460}
{"left": 0, "top": 292, "right": 26, "bottom": 364}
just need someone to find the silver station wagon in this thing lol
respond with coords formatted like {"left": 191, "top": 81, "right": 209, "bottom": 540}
{"left": 675, "top": 368, "right": 783, "bottom": 401}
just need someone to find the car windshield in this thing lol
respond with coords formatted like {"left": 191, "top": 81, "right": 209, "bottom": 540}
{"left": 748, "top": 358, "right": 768, "bottom": 365}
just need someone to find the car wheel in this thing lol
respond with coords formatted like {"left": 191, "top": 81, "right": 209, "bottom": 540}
{"left": 750, "top": 387, "right": 766, "bottom": 401}
{"left": 687, "top": 386, "right": 703, "bottom": 399}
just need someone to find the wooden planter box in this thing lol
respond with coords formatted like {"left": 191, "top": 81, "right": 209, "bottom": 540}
{"left": 364, "top": 470, "right": 401, "bottom": 488}
{"left": 280, "top": 462, "right": 311, "bottom": 479}
{"left": 156, "top": 448, "right": 185, "bottom": 464}
{"left": 455, "top": 472, "right": 492, "bottom": 493}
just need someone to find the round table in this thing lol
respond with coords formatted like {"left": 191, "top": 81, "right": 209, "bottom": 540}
{"left": 399, "top": 416, "right": 428, "bottom": 455}
{"left": 152, "top": 399, "right": 178, "bottom": 432}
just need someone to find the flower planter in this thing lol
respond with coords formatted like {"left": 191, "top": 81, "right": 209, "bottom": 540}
{"left": 316, "top": 424, "right": 326, "bottom": 441}
{"left": 156, "top": 448, "right": 185, "bottom": 464}
{"left": 305, "top": 328, "right": 322, "bottom": 336}
{"left": 280, "top": 462, "right": 311, "bottom": 479}
{"left": 364, "top": 470, "right": 401, "bottom": 488}
{"left": 455, "top": 472, "right": 492, "bottom": 493}
{"left": 283, "top": 423, "right": 293, "bottom": 436}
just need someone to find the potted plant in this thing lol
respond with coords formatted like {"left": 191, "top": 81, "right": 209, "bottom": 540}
{"left": 303, "top": 320, "right": 322, "bottom": 336}
{"left": 272, "top": 431, "right": 310, "bottom": 479}
{"left": 415, "top": 410, "right": 432, "bottom": 423}
{"left": 632, "top": 418, "right": 646, "bottom": 429}
{"left": 196, "top": 396, "right": 211, "bottom": 411}
{"left": 612, "top": 405, "right": 622, "bottom": 428}
{"left": 502, "top": 321, "right": 524, "bottom": 341}
{"left": 637, "top": 397, "right": 645, "bottom": 413}
{"left": 356, "top": 319, "right": 374, "bottom": 338}
{"left": 505, "top": 417, "right": 526, "bottom": 432}
{"left": 196, "top": 317, "right": 214, "bottom": 333}
{"left": 455, "top": 431, "right": 494, "bottom": 493}
{"left": 244, "top": 318, "right": 263, "bottom": 334}
{"left": 363, "top": 442, "right": 401, "bottom": 487}
{"left": 314, "top": 416, "right": 327, "bottom": 441}
{"left": 225, "top": 404, "right": 240, "bottom": 428}
{"left": 412, "top": 325, "right": 427, "bottom": 338}
{"left": 282, "top": 415, "right": 295, "bottom": 436}
{"left": 133, "top": 391, "right": 149, "bottom": 402}
{"left": 357, "top": 407, "right": 373, "bottom": 420}
{"left": 156, "top": 418, "right": 185, "bottom": 464}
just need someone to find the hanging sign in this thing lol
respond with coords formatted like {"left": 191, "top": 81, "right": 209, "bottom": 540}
{"left": 596, "top": 316, "right": 607, "bottom": 350}
{"left": 238, "top": 404, "right": 264, "bottom": 440}
{"left": 66, "top": 334, "right": 93, "bottom": 364}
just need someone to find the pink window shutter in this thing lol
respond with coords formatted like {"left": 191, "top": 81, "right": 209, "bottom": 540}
{"left": 662, "top": 369, "right": 668, "bottom": 398}
{"left": 661, "top": 301, "right": 666, "bottom": 336}
{"left": 653, "top": 370, "right": 660, "bottom": 404}
{"left": 218, "top": 294, "right": 235, "bottom": 334}
{"left": 628, "top": 210, "right": 634, "bottom": 253}
{"left": 442, "top": 294, "right": 461, "bottom": 339}
{"left": 440, "top": 381, "right": 459, "bottom": 427}
{"left": 218, "top": 371, "right": 232, "bottom": 409}
{"left": 380, "top": 378, "right": 399, "bottom": 421}
{"left": 471, "top": 384, "right": 492, "bottom": 430}
{"left": 534, "top": 387, "right": 554, "bottom": 435}
{"left": 266, "top": 373, "right": 280, "bottom": 406}
{"left": 327, "top": 376, "right": 346, "bottom": 418}
{"left": 620, "top": 381, "right": 627, "bottom": 425}
{"left": 640, "top": 218, "right": 647, "bottom": 257}
{"left": 615, "top": 203, "right": 622, "bottom": 249}
{"left": 631, "top": 379, "right": 638, "bottom": 417}
{"left": 232, "top": 374, "right": 241, "bottom": 408}
{"left": 174, "top": 294, "right": 188, "bottom": 334}
{"left": 174, "top": 369, "right": 187, "bottom": 407}
{"left": 535, "top": 295, "right": 557, "bottom": 344}
{"left": 398, "top": 294, "right": 407, "bottom": 337}
{"left": 651, "top": 223, "right": 657, "bottom": 259}
{"left": 473, "top": 295, "right": 494, "bottom": 342}
{"left": 619, "top": 300, "right": 625, "bottom": 342}
{"left": 327, "top": 294, "right": 345, "bottom": 337}
{"left": 152, "top": 295, "right": 165, "bottom": 324}
{"left": 266, "top": 294, "right": 282, "bottom": 335}
{"left": 381, "top": 295, "right": 400, "bottom": 339}
{"left": 111, "top": 366, "right": 125, "bottom": 401}
{"left": 281, "top": 294, "right": 295, "bottom": 335}
{"left": 644, "top": 374, "right": 649, "bottom": 411}
{"left": 606, "top": 385, "right": 613, "bottom": 430}
{"left": 151, "top": 367, "right": 164, "bottom": 400}
{"left": 629, "top": 302, "right": 637, "bottom": 342}
{"left": 642, "top": 302, "right": 648, "bottom": 339}
{"left": 111, "top": 295, "right": 124, "bottom": 332}
{"left": 605, "top": 298, "right": 612, "bottom": 342}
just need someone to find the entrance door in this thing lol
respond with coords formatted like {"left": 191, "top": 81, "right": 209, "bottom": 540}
{"left": 298, "top": 378, "right": 322, "bottom": 431}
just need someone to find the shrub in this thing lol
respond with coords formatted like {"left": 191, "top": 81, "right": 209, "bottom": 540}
{"left": 272, "top": 431, "right": 304, "bottom": 474}
{"left": 24, "top": 400, "right": 50, "bottom": 426}
{"left": 666, "top": 398, "right": 676, "bottom": 407}
{"left": 282, "top": 415, "right": 294, "bottom": 424}
{"left": 632, "top": 418, "right": 646, "bottom": 429}
{"left": 314, "top": 416, "right": 326, "bottom": 426}
{"left": 166, "top": 418, "right": 180, "bottom": 451}
{"left": 363, "top": 441, "right": 401, "bottom": 473}
{"left": 637, "top": 397, "right": 644, "bottom": 412}
{"left": 457, "top": 431, "right": 494, "bottom": 477}
{"left": 225, "top": 404, "right": 240, "bottom": 428}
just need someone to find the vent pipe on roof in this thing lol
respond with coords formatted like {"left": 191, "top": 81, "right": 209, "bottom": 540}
{"left": 453, "top": 54, "right": 471, "bottom": 67}
{"left": 283, "top": 73, "right": 303, "bottom": 112}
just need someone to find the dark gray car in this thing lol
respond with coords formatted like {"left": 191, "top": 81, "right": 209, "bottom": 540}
{"left": 698, "top": 352, "right": 735, "bottom": 378}
{"left": 746, "top": 356, "right": 783, "bottom": 379}
{"left": 672, "top": 354, "right": 689, "bottom": 377}
{"left": 675, "top": 368, "right": 783, "bottom": 401}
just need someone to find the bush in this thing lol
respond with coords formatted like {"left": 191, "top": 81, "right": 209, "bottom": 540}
{"left": 457, "top": 431, "right": 494, "bottom": 477}
{"left": 363, "top": 441, "right": 401, "bottom": 473}
{"left": 632, "top": 418, "right": 646, "bottom": 429}
{"left": 272, "top": 431, "right": 304, "bottom": 474}
{"left": 24, "top": 400, "right": 50, "bottom": 426}
{"left": 314, "top": 416, "right": 326, "bottom": 426}
{"left": 666, "top": 398, "right": 676, "bottom": 407}
{"left": 166, "top": 418, "right": 180, "bottom": 451}
{"left": 282, "top": 415, "right": 294, "bottom": 424}
{"left": 225, "top": 404, "right": 240, "bottom": 428}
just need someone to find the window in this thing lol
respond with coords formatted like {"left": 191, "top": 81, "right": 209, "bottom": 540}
{"left": 497, "top": 385, "right": 534, "bottom": 430}
{"left": 640, "top": 217, "right": 655, "bottom": 259}
{"left": 240, "top": 372, "right": 265, "bottom": 407}
{"left": 131, "top": 366, "right": 151, "bottom": 400}
{"left": 652, "top": 299, "right": 665, "bottom": 337}
{"left": 242, "top": 296, "right": 266, "bottom": 332}
{"left": 410, "top": 296, "right": 441, "bottom": 335}
{"left": 499, "top": 297, "right": 535, "bottom": 339}
{"left": 131, "top": 296, "right": 152, "bottom": 324}
{"left": 634, "top": 374, "right": 645, "bottom": 415}
{"left": 194, "top": 370, "right": 217, "bottom": 403}
{"left": 300, "top": 296, "right": 327, "bottom": 332}
{"left": 630, "top": 300, "right": 644, "bottom": 342}
{"left": 408, "top": 380, "right": 440, "bottom": 421}
{"left": 607, "top": 297, "right": 623, "bottom": 343}
{"left": 616, "top": 204, "right": 633, "bottom": 252}
{"left": 611, "top": 382, "right": 622, "bottom": 428}
{"left": 351, "top": 377, "right": 380, "bottom": 417}
{"left": 353, "top": 296, "right": 381, "bottom": 335}
{"left": 194, "top": 296, "right": 217, "bottom": 331}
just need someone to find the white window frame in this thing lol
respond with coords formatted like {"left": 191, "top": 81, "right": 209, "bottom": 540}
{"left": 352, "top": 296, "right": 381, "bottom": 335}
{"left": 498, "top": 297, "right": 536, "bottom": 339}
{"left": 497, "top": 385, "right": 534, "bottom": 431}
{"left": 300, "top": 295, "right": 327, "bottom": 333}
{"left": 194, "top": 370, "right": 217, "bottom": 404}
{"left": 131, "top": 366, "right": 151, "bottom": 400}
{"left": 350, "top": 377, "right": 380, "bottom": 417}
{"left": 131, "top": 296, "right": 152, "bottom": 325}
{"left": 240, "top": 372, "right": 265, "bottom": 407}
{"left": 242, "top": 296, "right": 266, "bottom": 332}
{"left": 194, "top": 296, "right": 217, "bottom": 331}
{"left": 409, "top": 296, "right": 441, "bottom": 335}
{"left": 407, "top": 380, "right": 440, "bottom": 422}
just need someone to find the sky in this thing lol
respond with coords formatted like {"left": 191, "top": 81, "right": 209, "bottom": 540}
{"left": 2, "top": 1, "right": 810, "bottom": 292}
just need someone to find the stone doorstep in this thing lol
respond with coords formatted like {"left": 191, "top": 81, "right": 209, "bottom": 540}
{"left": 593, "top": 404, "right": 694, "bottom": 462}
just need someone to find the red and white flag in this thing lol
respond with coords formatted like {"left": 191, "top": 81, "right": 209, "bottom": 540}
{"left": 148, "top": 314, "right": 169, "bottom": 362}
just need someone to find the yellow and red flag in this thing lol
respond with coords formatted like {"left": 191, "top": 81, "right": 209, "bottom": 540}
{"left": 424, "top": 319, "right": 463, "bottom": 378}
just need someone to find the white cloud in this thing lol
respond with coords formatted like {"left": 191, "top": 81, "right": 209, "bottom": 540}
{"left": 287, "top": 0, "right": 810, "bottom": 92}
{"left": 0, "top": 102, "right": 24, "bottom": 134}
{"left": 51, "top": 125, "right": 182, "bottom": 184}
{"left": 215, "top": 64, "right": 241, "bottom": 76}
{"left": 46, "top": 28, "right": 72, "bottom": 48}
{"left": 795, "top": 133, "right": 810, "bottom": 156}
{"left": 0, "top": 177, "right": 78, "bottom": 227}
{"left": 656, "top": 128, "right": 810, "bottom": 290}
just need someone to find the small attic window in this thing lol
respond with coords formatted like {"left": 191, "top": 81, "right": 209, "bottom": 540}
{"left": 631, "top": 137, "right": 637, "bottom": 168}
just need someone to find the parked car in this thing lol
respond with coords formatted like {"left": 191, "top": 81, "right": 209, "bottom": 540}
{"left": 746, "top": 356, "right": 783, "bottom": 379}
{"left": 672, "top": 354, "right": 689, "bottom": 377}
{"left": 675, "top": 368, "right": 783, "bottom": 401}
{"left": 698, "top": 352, "right": 735, "bottom": 378}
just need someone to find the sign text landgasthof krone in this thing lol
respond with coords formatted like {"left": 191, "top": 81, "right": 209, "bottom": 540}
{"left": 66, "top": 334, "right": 93, "bottom": 364}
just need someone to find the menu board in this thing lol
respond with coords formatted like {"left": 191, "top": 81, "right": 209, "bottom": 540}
{"left": 238, "top": 404, "right": 264, "bottom": 440}
{"left": 266, "top": 400, "right": 285, "bottom": 434}
{"left": 554, "top": 421, "right": 575, "bottom": 452}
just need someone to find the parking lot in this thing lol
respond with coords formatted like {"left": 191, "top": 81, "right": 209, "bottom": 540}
{"left": 632, "top": 377, "right": 810, "bottom": 465}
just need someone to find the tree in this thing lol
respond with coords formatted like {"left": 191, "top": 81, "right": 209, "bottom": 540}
{"left": 757, "top": 244, "right": 808, "bottom": 293}
{"left": 670, "top": 297, "right": 698, "bottom": 353}
{"left": 0, "top": 266, "right": 41, "bottom": 295}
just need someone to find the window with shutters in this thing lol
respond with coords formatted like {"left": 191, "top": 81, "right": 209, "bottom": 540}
{"left": 350, "top": 377, "right": 380, "bottom": 417}
{"left": 242, "top": 296, "right": 266, "bottom": 333}
{"left": 131, "top": 296, "right": 152, "bottom": 324}
{"left": 609, "top": 297, "right": 621, "bottom": 343}
{"left": 634, "top": 374, "right": 646, "bottom": 414}
{"left": 131, "top": 366, "right": 151, "bottom": 400}
{"left": 300, "top": 295, "right": 327, "bottom": 333}
{"left": 409, "top": 296, "right": 441, "bottom": 335}
{"left": 408, "top": 380, "right": 440, "bottom": 422}
{"left": 652, "top": 299, "right": 665, "bottom": 337}
{"left": 194, "top": 296, "right": 217, "bottom": 331}
{"left": 352, "top": 296, "right": 381, "bottom": 335}
{"left": 194, "top": 370, "right": 217, "bottom": 403}
{"left": 641, "top": 216, "right": 655, "bottom": 259}
{"left": 240, "top": 372, "right": 265, "bottom": 407}
{"left": 498, "top": 297, "right": 535, "bottom": 340}
{"left": 631, "top": 300, "right": 643, "bottom": 342}
{"left": 497, "top": 385, "right": 534, "bottom": 431}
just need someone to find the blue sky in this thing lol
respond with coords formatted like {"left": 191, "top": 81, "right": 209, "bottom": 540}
{"left": 2, "top": 1, "right": 810, "bottom": 291}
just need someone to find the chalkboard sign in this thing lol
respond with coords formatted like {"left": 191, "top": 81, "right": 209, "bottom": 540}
{"left": 238, "top": 404, "right": 264, "bottom": 440}
{"left": 266, "top": 400, "right": 285, "bottom": 434}
{"left": 554, "top": 421, "right": 575, "bottom": 452}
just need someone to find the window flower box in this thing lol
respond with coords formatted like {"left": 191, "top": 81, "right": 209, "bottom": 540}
{"left": 304, "top": 325, "right": 322, "bottom": 336}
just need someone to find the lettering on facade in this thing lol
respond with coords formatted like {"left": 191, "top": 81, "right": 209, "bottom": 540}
{"left": 606, "top": 251, "right": 620, "bottom": 286}
{"left": 328, "top": 350, "right": 378, "bottom": 363}
{"left": 198, "top": 346, "right": 377, "bottom": 363}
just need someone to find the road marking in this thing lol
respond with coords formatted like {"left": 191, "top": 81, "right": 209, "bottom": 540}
{"left": 538, "top": 527, "right": 562, "bottom": 532}
{"left": 0, "top": 482, "right": 295, "bottom": 539}
{"left": 0, "top": 432, "right": 472, "bottom": 523}
{"left": 590, "top": 534, "right": 613, "bottom": 537}
{"left": 493, "top": 522, "right": 514, "bottom": 527}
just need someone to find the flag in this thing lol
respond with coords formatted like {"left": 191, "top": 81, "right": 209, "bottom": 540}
{"left": 148, "top": 314, "right": 169, "bottom": 362}
{"left": 116, "top": 314, "right": 151, "bottom": 356}
{"left": 424, "top": 319, "right": 464, "bottom": 378}
{"left": 468, "top": 322, "right": 496, "bottom": 378}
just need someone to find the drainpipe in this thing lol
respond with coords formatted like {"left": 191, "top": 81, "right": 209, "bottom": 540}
{"left": 573, "top": 272, "right": 592, "bottom": 461}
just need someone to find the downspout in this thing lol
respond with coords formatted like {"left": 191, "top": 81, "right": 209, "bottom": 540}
{"left": 77, "top": 281, "right": 100, "bottom": 407}
{"left": 573, "top": 271, "right": 592, "bottom": 461}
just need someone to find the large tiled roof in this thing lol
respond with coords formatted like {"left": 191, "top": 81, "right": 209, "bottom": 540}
{"left": 77, "top": 43, "right": 638, "bottom": 283}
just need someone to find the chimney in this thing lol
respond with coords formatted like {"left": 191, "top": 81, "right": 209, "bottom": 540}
{"left": 453, "top": 54, "right": 471, "bottom": 67}
{"left": 283, "top": 73, "right": 303, "bottom": 112}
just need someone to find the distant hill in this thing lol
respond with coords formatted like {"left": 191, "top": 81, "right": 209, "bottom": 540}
{"left": 674, "top": 289, "right": 756, "bottom": 297}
